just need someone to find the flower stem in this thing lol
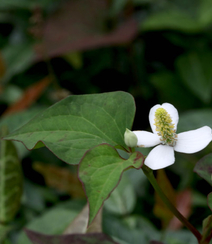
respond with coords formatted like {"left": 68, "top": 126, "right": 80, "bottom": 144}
{"left": 142, "top": 165, "right": 202, "bottom": 243}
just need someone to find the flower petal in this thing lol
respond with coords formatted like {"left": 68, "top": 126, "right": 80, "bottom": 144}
{"left": 149, "top": 103, "right": 179, "bottom": 134}
{"left": 174, "top": 126, "right": 212, "bottom": 153}
{"left": 133, "top": 131, "right": 161, "bottom": 147}
{"left": 162, "top": 103, "right": 179, "bottom": 130}
{"left": 145, "top": 145, "right": 175, "bottom": 170}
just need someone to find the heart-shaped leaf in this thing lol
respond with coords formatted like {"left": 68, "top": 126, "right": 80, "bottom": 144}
{"left": 194, "top": 153, "right": 212, "bottom": 186}
{"left": 4, "top": 91, "right": 135, "bottom": 165}
{"left": 25, "top": 229, "right": 119, "bottom": 244}
{"left": 79, "top": 143, "right": 144, "bottom": 225}
{"left": 0, "top": 126, "right": 22, "bottom": 223}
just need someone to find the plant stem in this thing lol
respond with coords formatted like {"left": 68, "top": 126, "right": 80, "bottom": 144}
{"left": 142, "top": 165, "right": 202, "bottom": 243}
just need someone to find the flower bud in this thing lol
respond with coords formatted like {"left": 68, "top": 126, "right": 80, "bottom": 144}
{"left": 124, "top": 128, "right": 138, "bottom": 148}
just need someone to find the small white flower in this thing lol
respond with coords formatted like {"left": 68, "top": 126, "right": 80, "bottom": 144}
{"left": 133, "top": 103, "right": 212, "bottom": 170}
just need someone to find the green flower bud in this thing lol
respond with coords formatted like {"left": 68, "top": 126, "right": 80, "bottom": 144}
{"left": 124, "top": 128, "right": 138, "bottom": 148}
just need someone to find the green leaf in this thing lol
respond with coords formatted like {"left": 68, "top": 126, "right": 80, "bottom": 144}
{"left": 4, "top": 92, "right": 135, "bottom": 165}
{"left": 1, "top": 43, "right": 34, "bottom": 83}
{"left": 0, "top": 107, "right": 46, "bottom": 158}
{"left": 104, "top": 173, "right": 136, "bottom": 215}
{"left": 25, "top": 229, "right": 119, "bottom": 244}
{"left": 0, "top": 224, "right": 12, "bottom": 243}
{"left": 208, "top": 193, "right": 212, "bottom": 211}
{"left": 202, "top": 215, "right": 212, "bottom": 243}
{"left": 104, "top": 215, "right": 159, "bottom": 244}
{"left": 17, "top": 200, "right": 85, "bottom": 244}
{"left": 0, "top": 126, "right": 22, "bottom": 223}
{"left": 149, "top": 71, "right": 196, "bottom": 110}
{"left": 150, "top": 241, "right": 164, "bottom": 244}
{"left": 177, "top": 109, "right": 212, "bottom": 133}
{"left": 141, "top": 10, "right": 201, "bottom": 33}
{"left": 194, "top": 153, "right": 212, "bottom": 186}
{"left": 79, "top": 143, "right": 144, "bottom": 225}
{"left": 63, "top": 204, "right": 102, "bottom": 234}
{"left": 0, "top": 107, "right": 46, "bottom": 133}
{"left": 0, "top": 0, "right": 53, "bottom": 10}
{"left": 165, "top": 230, "right": 197, "bottom": 244}
{"left": 176, "top": 51, "right": 212, "bottom": 103}
{"left": 199, "top": 0, "right": 212, "bottom": 26}
{"left": 109, "top": 0, "right": 128, "bottom": 16}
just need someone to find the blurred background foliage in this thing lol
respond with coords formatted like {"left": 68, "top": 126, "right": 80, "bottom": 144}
{"left": 1, "top": 0, "right": 212, "bottom": 243}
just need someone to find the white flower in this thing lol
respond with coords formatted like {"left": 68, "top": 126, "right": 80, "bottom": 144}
{"left": 132, "top": 103, "right": 212, "bottom": 170}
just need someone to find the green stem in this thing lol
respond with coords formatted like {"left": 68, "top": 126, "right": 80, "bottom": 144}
{"left": 142, "top": 165, "right": 202, "bottom": 243}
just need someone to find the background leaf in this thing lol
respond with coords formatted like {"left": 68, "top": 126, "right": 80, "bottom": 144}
{"left": 0, "top": 108, "right": 46, "bottom": 133}
{"left": 194, "top": 153, "right": 212, "bottom": 186}
{"left": 177, "top": 109, "right": 212, "bottom": 132}
{"left": 0, "top": 107, "right": 47, "bottom": 159}
{"left": 153, "top": 169, "right": 176, "bottom": 228}
{"left": 168, "top": 189, "right": 192, "bottom": 230}
{"left": 33, "top": 162, "right": 85, "bottom": 198}
{"left": 202, "top": 215, "right": 212, "bottom": 243}
{"left": 164, "top": 230, "right": 197, "bottom": 244}
{"left": 63, "top": 204, "right": 102, "bottom": 234}
{"left": 150, "top": 241, "right": 165, "bottom": 244}
{"left": 0, "top": 0, "right": 55, "bottom": 9}
{"left": 0, "top": 51, "right": 6, "bottom": 78}
{"left": 17, "top": 200, "right": 85, "bottom": 244}
{"left": 36, "top": 0, "right": 138, "bottom": 59}
{"left": 0, "top": 125, "right": 22, "bottom": 223}
{"left": 25, "top": 229, "right": 119, "bottom": 244}
{"left": 3, "top": 77, "right": 51, "bottom": 116}
{"left": 176, "top": 51, "right": 212, "bottom": 103}
{"left": 1, "top": 43, "right": 34, "bottom": 83}
{"left": 141, "top": 10, "right": 201, "bottom": 33}
{"left": 103, "top": 215, "right": 160, "bottom": 244}
{"left": 79, "top": 143, "right": 144, "bottom": 225}
{"left": 2, "top": 0, "right": 212, "bottom": 242}
{"left": 4, "top": 91, "right": 135, "bottom": 165}
{"left": 199, "top": 0, "right": 212, "bottom": 26}
{"left": 104, "top": 172, "right": 136, "bottom": 215}
{"left": 149, "top": 71, "right": 194, "bottom": 110}
{"left": 0, "top": 224, "right": 12, "bottom": 243}
{"left": 207, "top": 192, "right": 212, "bottom": 211}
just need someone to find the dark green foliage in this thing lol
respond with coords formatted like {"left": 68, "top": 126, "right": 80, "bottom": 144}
{"left": 1, "top": 0, "right": 212, "bottom": 243}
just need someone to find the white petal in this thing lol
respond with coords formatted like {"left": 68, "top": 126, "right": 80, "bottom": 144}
{"left": 174, "top": 126, "right": 212, "bottom": 153}
{"left": 162, "top": 103, "right": 179, "bottom": 130}
{"left": 133, "top": 131, "right": 161, "bottom": 147}
{"left": 149, "top": 103, "right": 179, "bottom": 134}
{"left": 145, "top": 145, "right": 175, "bottom": 170}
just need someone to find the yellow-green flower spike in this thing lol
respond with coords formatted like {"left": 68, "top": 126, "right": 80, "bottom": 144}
{"left": 154, "top": 108, "right": 177, "bottom": 146}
